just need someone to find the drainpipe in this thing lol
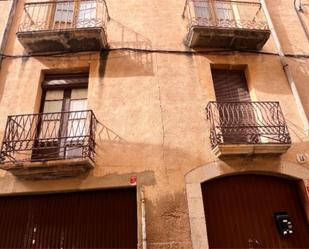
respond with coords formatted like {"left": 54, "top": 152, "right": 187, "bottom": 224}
{"left": 141, "top": 187, "right": 147, "bottom": 249}
{"left": 260, "top": 0, "right": 309, "bottom": 136}
{"left": 0, "top": 0, "right": 17, "bottom": 70}
{"left": 294, "top": 0, "right": 309, "bottom": 42}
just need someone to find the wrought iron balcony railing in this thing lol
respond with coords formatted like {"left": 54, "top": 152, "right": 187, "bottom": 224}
{"left": 206, "top": 102, "right": 291, "bottom": 149}
{"left": 0, "top": 110, "right": 97, "bottom": 164}
{"left": 19, "top": 0, "right": 108, "bottom": 33}
{"left": 183, "top": 0, "right": 269, "bottom": 31}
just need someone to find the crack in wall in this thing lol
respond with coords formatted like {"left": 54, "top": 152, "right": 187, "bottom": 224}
{"left": 155, "top": 54, "right": 169, "bottom": 185}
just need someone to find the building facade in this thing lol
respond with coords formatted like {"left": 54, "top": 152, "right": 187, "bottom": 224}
{"left": 0, "top": 0, "right": 308, "bottom": 248}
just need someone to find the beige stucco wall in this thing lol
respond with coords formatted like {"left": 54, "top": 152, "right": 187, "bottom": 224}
{"left": 0, "top": 1, "right": 13, "bottom": 51}
{"left": 0, "top": 0, "right": 309, "bottom": 249}
{"left": 266, "top": 0, "right": 309, "bottom": 117}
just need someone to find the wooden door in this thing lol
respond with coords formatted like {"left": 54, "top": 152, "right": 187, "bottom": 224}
{"left": 202, "top": 174, "right": 309, "bottom": 248}
{"left": 32, "top": 73, "right": 88, "bottom": 161}
{"left": 52, "top": 0, "right": 97, "bottom": 29}
{"left": 0, "top": 188, "right": 137, "bottom": 248}
{"left": 193, "top": 1, "right": 234, "bottom": 27}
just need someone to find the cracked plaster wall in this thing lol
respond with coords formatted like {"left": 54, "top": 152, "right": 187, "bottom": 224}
{"left": 0, "top": 0, "right": 309, "bottom": 248}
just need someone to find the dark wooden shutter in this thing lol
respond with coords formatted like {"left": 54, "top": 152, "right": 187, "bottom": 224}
{"left": 211, "top": 69, "right": 250, "bottom": 102}
{"left": 211, "top": 68, "right": 259, "bottom": 143}
{"left": 0, "top": 188, "right": 137, "bottom": 249}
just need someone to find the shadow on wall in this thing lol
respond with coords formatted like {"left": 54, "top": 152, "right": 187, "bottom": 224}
{"left": 97, "top": 122, "right": 127, "bottom": 143}
{"left": 103, "top": 19, "right": 154, "bottom": 77}
{"left": 93, "top": 123, "right": 202, "bottom": 175}
{"left": 94, "top": 139, "right": 200, "bottom": 172}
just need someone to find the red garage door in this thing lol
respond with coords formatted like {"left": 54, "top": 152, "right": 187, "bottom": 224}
{"left": 202, "top": 174, "right": 309, "bottom": 248}
{"left": 0, "top": 188, "right": 137, "bottom": 248}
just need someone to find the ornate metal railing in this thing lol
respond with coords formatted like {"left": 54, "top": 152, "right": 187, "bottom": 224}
{"left": 19, "top": 0, "right": 109, "bottom": 32}
{"left": 206, "top": 102, "right": 291, "bottom": 149}
{"left": 183, "top": 0, "right": 269, "bottom": 31}
{"left": 0, "top": 110, "right": 97, "bottom": 163}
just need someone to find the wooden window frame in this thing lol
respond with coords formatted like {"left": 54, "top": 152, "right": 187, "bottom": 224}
{"left": 193, "top": 0, "right": 237, "bottom": 27}
{"left": 32, "top": 73, "right": 89, "bottom": 161}
{"left": 49, "top": 0, "right": 98, "bottom": 29}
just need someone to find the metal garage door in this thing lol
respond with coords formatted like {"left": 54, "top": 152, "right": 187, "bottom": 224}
{"left": 0, "top": 187, "right": 137, "bottom": 248}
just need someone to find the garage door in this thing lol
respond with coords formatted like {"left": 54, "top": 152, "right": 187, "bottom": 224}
{"left": 0, "top": 187, "right": 137, "bottom": 248}
{"left": 202, "top": 174, "right": 309, "bottom": 248}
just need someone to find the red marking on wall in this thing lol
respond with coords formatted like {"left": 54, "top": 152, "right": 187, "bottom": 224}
{"left": 130, "top": 176, "right": 137, "bottom": 185}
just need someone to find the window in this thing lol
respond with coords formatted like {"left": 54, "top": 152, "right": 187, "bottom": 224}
{"left": 77, "top": 0, "right": 97, "bottom": 27}
{"left": 54, "top": 1, "right": 74, "bottom": 23}
{"left": 193, "top": 1, "right": 235, "bottom": 26}
{"left": 53, "top": 0, "right": 97, "bottom": 27}
{"left": 32, "top": 73, "right": 89, "bottom": 161}
{"left": 193, "top": 1, "right": 211, "bottom": 19}
{"left": 214, "top": 2, "right": 234, "bottom": 21}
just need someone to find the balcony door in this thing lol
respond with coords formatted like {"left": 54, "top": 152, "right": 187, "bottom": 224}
{"left": 77, "top": 0, "right": 97, "bottom": 27}
{"left": 214, "top": 1, "right": 234, "bottom": 23}
{"left": 211, "top": 68, "right": 259, "bottom": 144}
{"left": 193, "top": 1, "right": 236, "bottom": 27}
{"left": 193, "top": 1, "right": 211, "bottom": 20}
{"left": 53, "top": 0, "right": 97, "bottom": 29}
{"left": 32, "top": 74, "right": 88, "bottom": 161}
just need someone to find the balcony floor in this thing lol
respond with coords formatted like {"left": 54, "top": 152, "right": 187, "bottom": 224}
{"left": 187, "top": 25, "right": 271, "bottom": 50}
{"left": 212, "top": 143, "right": 291, "bottom": 157}
{"left": 0, "top": 158, "right": 94, "bottom": 180}
{"left": 17, "top": 27, "right": 107, "bottom": 53}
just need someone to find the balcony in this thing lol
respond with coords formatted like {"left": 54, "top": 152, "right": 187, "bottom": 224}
{"left": 183, "top": 0, "right": 271, "bottom": 50}
{"left": 206, "top": 102, "right": 291, "bottom": 157}
{"left": 0, "top": 110, "right": 97, "bottom": 179}
{"left": 17, "top": 0, "right": 108, "bottom": 53}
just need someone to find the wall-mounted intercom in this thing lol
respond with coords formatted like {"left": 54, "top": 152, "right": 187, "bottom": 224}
{"left": 274, "top": 212, "right": 293, "bottom": 236}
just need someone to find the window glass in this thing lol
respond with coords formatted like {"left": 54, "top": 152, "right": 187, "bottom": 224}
{"left": 45, "top": 90, "right": 64, "bottom": 100}
{"left": 54, "top": 1, "right": 74, "bottom": 23}
{"left": 70, "top": 99, "right": 87, "bottom": 111}
{"left": 215, "top": 2, "right": 233, "bottom": 20}
{"left": 43, "top": 100, "right": 63, "bottom": 113}
{"left": 194, "top": 1, "right": 210, "bottom": 19}
{"left": 40, "top": 120, "right": 61, "bottom": 139}
{"left": 78, "top": 1, "right": 97, "bottom": 27}
{"left": 68, "top": 99, "right": 88, "bottom": 140}
{"left": 67, "top": 119, "right": 86, "bottom": 137}
{"left": 71, "top": 88, "right": 88, "bottom": 99}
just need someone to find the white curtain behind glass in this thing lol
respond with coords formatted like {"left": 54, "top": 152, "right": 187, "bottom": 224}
{"left": 193, "top": 1, "right": 210, "bottom": 19}
{"left": 77, "top": 1, "right": 97, "bottom": 27}
{"left": 54, "top": 1, "right": 74, "bottom": 23}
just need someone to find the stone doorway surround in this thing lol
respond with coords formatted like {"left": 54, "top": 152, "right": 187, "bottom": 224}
{"left": 185, "top": 159, "right": 309, "bottom": 249}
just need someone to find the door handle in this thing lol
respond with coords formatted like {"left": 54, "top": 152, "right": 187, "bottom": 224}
{"left": 248, "top": 238, "right": 262, "bottom": 248}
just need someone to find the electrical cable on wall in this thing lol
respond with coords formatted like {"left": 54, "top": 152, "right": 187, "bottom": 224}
{"left": 0, "top": 47, "right": 309, "bottom": 60}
